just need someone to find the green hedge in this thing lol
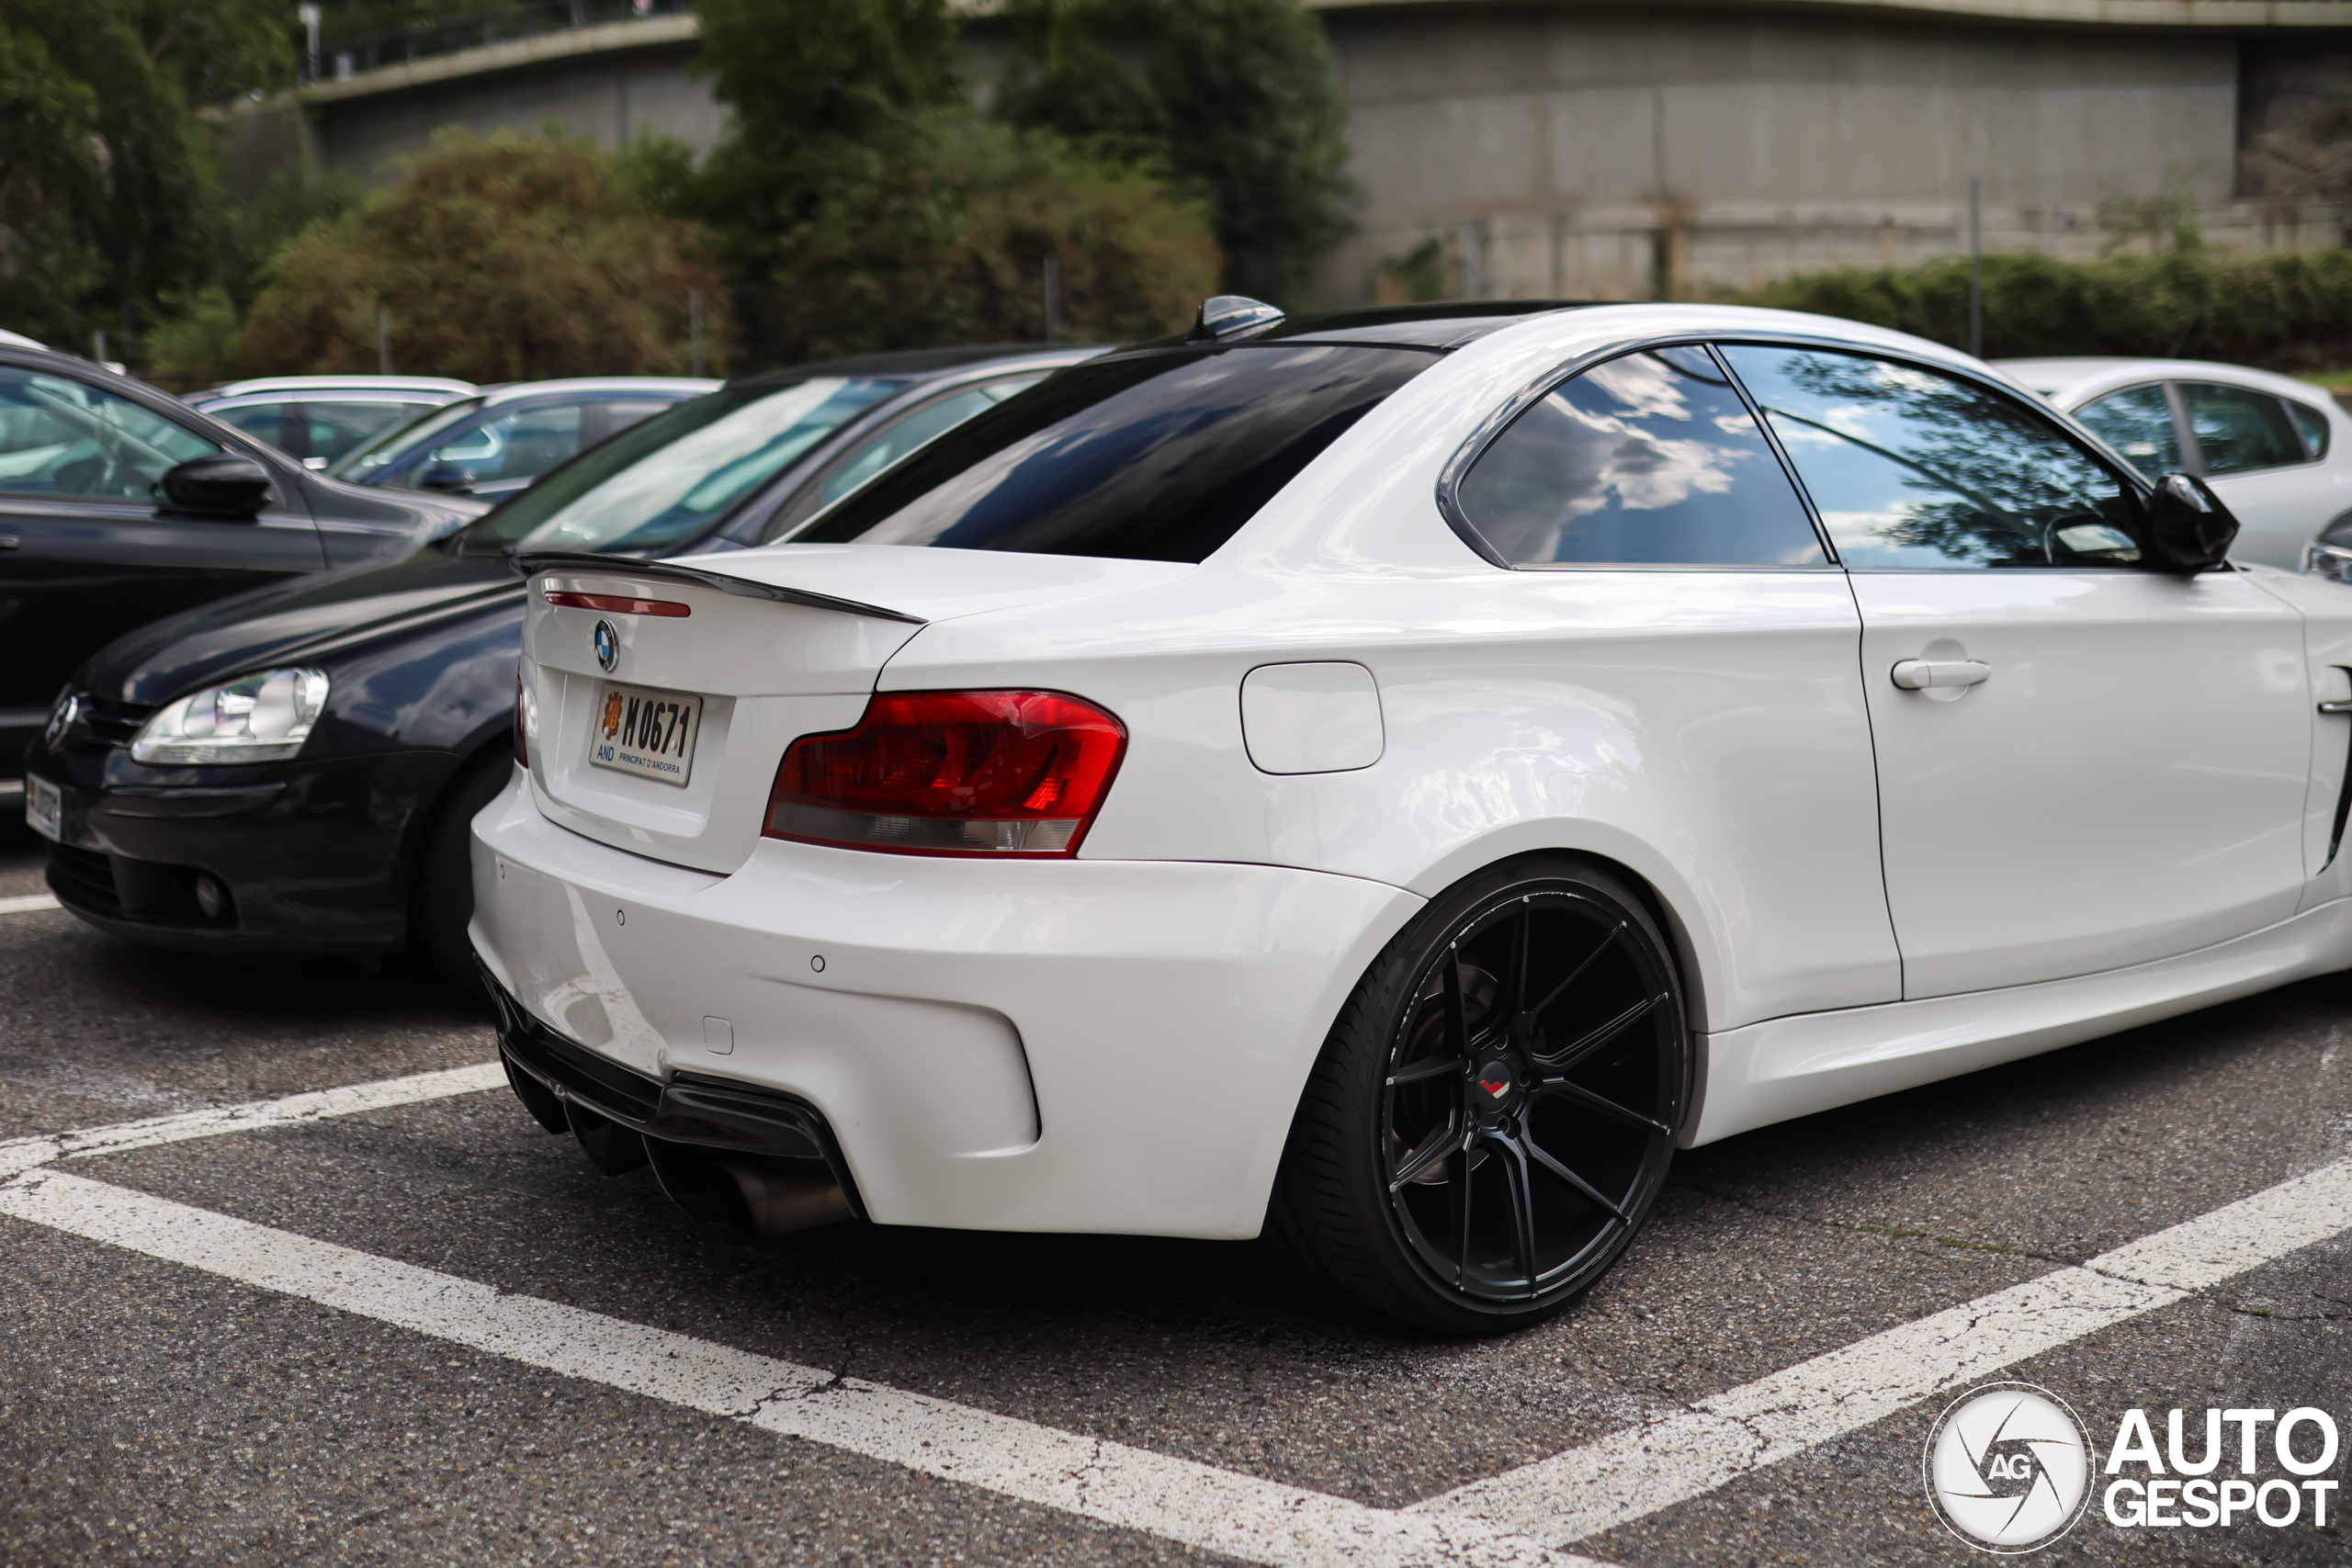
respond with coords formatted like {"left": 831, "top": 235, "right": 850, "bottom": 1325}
{"left": 1738, "top": 248, "right": 2352, "bottom": 372}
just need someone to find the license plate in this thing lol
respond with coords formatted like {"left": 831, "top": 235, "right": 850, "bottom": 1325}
{"left": 25, "top": 775, "right": 60, "bottom": 840}
{"left": 586, "top": 682, "right": 702, "bottom": 788}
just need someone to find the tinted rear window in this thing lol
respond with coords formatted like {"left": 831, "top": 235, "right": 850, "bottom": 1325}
{"left": 789, "top": 344, "right": 1436, "bottom": 562}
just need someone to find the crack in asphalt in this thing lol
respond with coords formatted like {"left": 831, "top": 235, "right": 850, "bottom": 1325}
{"left": 1683, "top": 1182, "right": 2083, "bottom": 1271}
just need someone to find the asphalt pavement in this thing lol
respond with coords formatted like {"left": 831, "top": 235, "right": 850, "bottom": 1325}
{"left": 2, "top": 810, "right": 2347, "bottom": 1567}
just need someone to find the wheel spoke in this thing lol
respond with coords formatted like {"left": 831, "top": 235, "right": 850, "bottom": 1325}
{"left": 1496, "top": 1134, "right": 1542, "bottom": 1295}
{"left": 1532, "top": 1075, "right": 1672, "bottom": 1136}
{"left": 1441, "top": 942, "right": 1473, "bottom": 1059}
{"left": 1522, "top": 1133, "right": 1632, "bottom": 1222}
{"left": 1386, "top": 1055, "right": 1468, "bottom": 1088}
{"left": 1451, "top": 1136, "right": 1475, "bottom": 1285}
{"left": 1532, "top": 990, "right": 1666, "bottom": 1073}
{"left": 1389, "top": 1116, "right": 1464, "bottom": 1190}
{"left": 1509, "top": 897, "right": 1532, "bottom": 1017}
{"left": 1522, "top": 919, "right": 1624, "bottom": 1024}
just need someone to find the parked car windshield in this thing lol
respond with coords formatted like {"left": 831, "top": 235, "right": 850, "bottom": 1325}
{"left": 458, "top": 377, "right": 904, "bottom": 555}
{"left": 788, "top": 344, "right": 1438, "bottom": 563}
{"left": 329, "top": 396, "right": 485, "bottom": 481}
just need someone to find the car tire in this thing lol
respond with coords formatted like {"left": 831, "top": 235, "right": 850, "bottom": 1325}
{"left": 1268, "top": 855, "right": 1690, "bottom": 1335}
{"left": 413, "top": 749, "right": 515, "bottom": 998}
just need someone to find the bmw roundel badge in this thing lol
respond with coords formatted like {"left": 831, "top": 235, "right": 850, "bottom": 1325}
{"left": 594, "top": 618, "right": 618, "bottom": 672}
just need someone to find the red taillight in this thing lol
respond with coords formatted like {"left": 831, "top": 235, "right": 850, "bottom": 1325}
{"left": 514, "top": 670, "right": 530, "bottom": 769}
{"left": 765, "top": 691, "right": 1126, "bottom": 857}
{"left": 543, "top": 591, "right": 690, "bottom": 617}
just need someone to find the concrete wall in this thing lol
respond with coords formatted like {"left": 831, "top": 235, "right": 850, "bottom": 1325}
{"left": 1317, "top": 6, "right": 2322, "bottom": 302}
{"left": 315, "top": 40, "right": 722, "bottom": 180}
{"left": 234, "top": 17, "right": 727, "bottom": 191}
{"left": 223, "top": 2, "right": 2349, "bottom": 306}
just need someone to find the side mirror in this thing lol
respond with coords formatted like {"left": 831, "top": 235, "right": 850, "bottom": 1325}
{"left": 418, "top": 463, "right": 474, "bottom": 494}
{"left": 159, "top": 455, "right": 272, "bottom": 518}
{"left": 2144, "top": 472, "right": 2238, "bottom": 572}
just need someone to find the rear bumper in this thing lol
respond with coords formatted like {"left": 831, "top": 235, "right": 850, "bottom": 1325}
{"left": 469, "top": 776, "right": 1421, "bottom": 1238}
{"left": 485, "top": 963, "right": 866, "bottom": 1215}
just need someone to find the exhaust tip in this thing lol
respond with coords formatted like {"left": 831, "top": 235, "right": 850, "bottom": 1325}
{"left": 724, "top": 1156, "right": 854, "bottom": 1235}
{"left": 645, "top": 1139, "right": 850, "bottom": 1235}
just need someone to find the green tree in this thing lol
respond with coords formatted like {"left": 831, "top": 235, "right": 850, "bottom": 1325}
{"left": 230, "top": 130, "right": 730, "bottom": 384}
{"left": 683, "top": 0, "right": 1216, "bottom": 366}
{"left": 995, "top": 0, "right": 1355, "bottom": 305}
{"left": 0, "top": 0, "right": 292, "bottom": 347}
{"left": 761, "top": 116, "right": 1218, "bottom": 362}
{"left": 695, "top": 0, "right": 961, "bottom": 160}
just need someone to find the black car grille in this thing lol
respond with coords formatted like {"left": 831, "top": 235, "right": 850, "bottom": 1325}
{"left": 47, "top": 843, "right": 120, "bottom": 915}
{"left": 77, "top": 697, "right": 153, "bottom": 748}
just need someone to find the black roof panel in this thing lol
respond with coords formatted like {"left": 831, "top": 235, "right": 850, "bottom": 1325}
{"left": 728, "top": 344, "right": 1085, "bottom": 389}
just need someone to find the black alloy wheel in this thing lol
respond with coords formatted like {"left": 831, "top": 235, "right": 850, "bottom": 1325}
{"left": 1271, "top": 856, "right": 1688, "bottom": 1334}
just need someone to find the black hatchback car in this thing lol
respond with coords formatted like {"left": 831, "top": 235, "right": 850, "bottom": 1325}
{"left": 23, "top": 344, "right": 1089, "bottom": 989}
{"left": 2, "top": 344, "right": 481, "bottom": 782}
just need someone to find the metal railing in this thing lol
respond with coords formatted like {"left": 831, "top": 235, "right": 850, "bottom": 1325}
{"left": 302, "top": 0, "right": 691, "bottom": 85}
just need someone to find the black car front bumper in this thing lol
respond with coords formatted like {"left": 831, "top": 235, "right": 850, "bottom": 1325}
{"left": 25, "top": 741, "right": 458, "bottom": 958}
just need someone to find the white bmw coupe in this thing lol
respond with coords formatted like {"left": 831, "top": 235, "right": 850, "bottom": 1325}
{"left": 470, "top": 299, "right": 2350, "bottom": 1334}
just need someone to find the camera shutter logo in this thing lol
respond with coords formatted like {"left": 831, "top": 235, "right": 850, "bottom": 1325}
{"left": 594, "top": 618, "right": 618, "bottom": 672}
{"left": 1924, "top": 1382, "right": 2094, "bottom": 1552}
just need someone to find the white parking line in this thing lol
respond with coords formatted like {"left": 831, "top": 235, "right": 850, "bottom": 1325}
{"left": 1414, "top": 1156, "right": 2352, "bottom": 1545}
{"left": 0, "top": 1168, "right": 1599, "bottom": 1568}
{"left": 2, "top": 1066, "right": 2348, "bottom": 1563}
{"left": 0, "top": 893, "right": 60, "bottom": 915}
{"left": 0, "top": 1062, "right": 507, "bottom": 1179}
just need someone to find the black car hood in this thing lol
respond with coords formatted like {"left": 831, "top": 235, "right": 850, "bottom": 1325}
{"left": 82, "top": 547, "right": 526, "bottom": 706}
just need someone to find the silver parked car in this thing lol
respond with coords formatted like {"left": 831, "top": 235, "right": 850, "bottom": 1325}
{"left": 187, "top": 375, "right": 476, "bottom": 470}
{"left": 1997, "top": 357, "right": 2352, "bottom": 572}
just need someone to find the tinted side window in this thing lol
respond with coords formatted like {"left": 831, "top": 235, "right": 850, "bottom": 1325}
{"left": 2181, "top": 383, "right": 2304, "bottom": 475}
{"left": 304, "top": 400, "right": 424, "bottom": 464}
{"left": 1455, "top": 345, "right": 1825, "bottom": 567}
{"left": 1721, "top": 346, "right": 2142, "bottom": 570}
{"left": 0, "top": 369, "right": 216, "bottom": 498}
{"left": 2288, "top": 398, "right": 2332, "bottom": 460}
{"left": 764, "top": 376, "right": 1046, "bottom": 543}
{"left": 2074, "top": 385, "right": 2179, "bottom": 479}
{"left": 212, "top": 401, "right": 300, "bottom": 454}
{"left": 793, "top": 344, "right": 1434, "bottom": 563}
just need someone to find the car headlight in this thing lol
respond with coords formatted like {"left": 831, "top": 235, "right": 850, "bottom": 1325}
{"left": 130, "top": 668, "right": 330, "bottom": 764}
{"left": 2310, "top": 540, "right": 2352, "bottom": 583}
{"left": 2308, "top": 514, "right": 2352, "bottom": 583}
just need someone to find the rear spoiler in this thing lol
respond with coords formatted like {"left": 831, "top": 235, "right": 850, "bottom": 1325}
{"left": 514, "top": 551, "right": 925, "bottom": 626}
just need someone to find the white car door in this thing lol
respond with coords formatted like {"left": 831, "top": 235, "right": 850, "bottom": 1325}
{"left": 2176, "top": 379, "right": 2350, "bottom": 571}
{"left": 1724, "top": 344, "right": 2312, "bottom": 1000}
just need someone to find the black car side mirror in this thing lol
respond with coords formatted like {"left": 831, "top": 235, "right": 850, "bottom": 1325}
{"left": 159, "top": 455, "right": 272, "bottom": 518}
{"left": 418, "top": 463, "right": 474, "bottom": 494}
{"left": 2144, "top": 472, "right": 2238, "bottom": 572}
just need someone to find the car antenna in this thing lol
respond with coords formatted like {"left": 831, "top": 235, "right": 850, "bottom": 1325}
{"left": 1186, "top": 296, "right": 1285, "bottom": 342}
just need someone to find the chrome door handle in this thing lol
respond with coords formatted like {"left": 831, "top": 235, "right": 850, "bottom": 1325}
{"left": 2320, "top": 700, "right": 2352, "bottom": 715}
{"left": 1891, "top": 659, "right": 1990, "bottom": 691}
{"left": 0, "top": 533, "right": 17, "bottom": 549}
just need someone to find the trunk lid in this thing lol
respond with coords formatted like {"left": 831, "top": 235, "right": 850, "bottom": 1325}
{"left": 519, "top": 544, "right": 1187, "bottom": 872}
